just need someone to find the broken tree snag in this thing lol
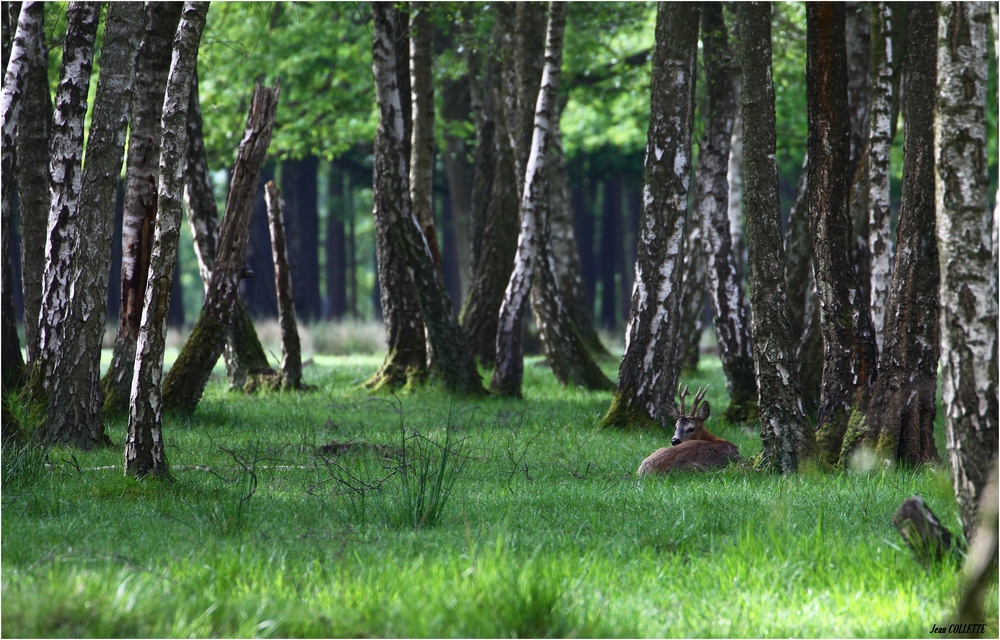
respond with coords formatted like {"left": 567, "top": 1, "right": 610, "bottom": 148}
{"left": 160, "top": 80, "right": 281, "bottom": 417}
{"left": 126, "top": 1, "right": 209, "bottom": 479}
{"left": 892, "top": 496, "right": 957, "bottom": 564}
{"left": 602, "top": 2, "right": 699, "bottom": 427}
{"left": 264, "top": 181, "right": 303, "bottom": 390}
{"left": 183, "top": 69, "right": 273, "bottom": 390}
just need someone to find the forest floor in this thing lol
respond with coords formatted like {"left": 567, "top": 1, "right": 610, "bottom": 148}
{"left": 2, "top": 345, "right": 996, "bottom": 638}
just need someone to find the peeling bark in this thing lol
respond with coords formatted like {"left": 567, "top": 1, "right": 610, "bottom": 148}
{"left": 808, "top": 3, "right": 879, "bottom": 464}
{"left": 844, "top": 3, "right": 939, "bottom": 466}
{"left": 126, "top": 2, "right": 210, "bottom": 478}
{"left": 370, "top": 2, "right": 484, "bottom": 396}
{"left": 102, "top": 1, "right": 183, "bottom": 415}
{"left": 160, "top": 80, "right": 280, "bottom": 418}
{"left": 695, "top": 2, "right": 757, "bottom": 422}
{"left": 603, "top": 2, "right": 700, "bottom": 427}
{"left": 868, "top": 2, "right": 895, "bottom": 351}
{"left": 14, "top": 1, "right": 49, "bottom": 372}
{"left": 35, "top": 1, "right": 142, "bottom": 450}
{"left": 265, "top": 182, "right": 303, "bottom": 390}
{"left": 935, "top": 0, "right": 998, "bottom": 539}
{"left": 737, "top": 1, "right": 816, "bottom": 471}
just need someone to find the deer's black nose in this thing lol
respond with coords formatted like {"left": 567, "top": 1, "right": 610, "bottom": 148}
{"left": 670, "top": 437, "right": 681, "bottom": 446}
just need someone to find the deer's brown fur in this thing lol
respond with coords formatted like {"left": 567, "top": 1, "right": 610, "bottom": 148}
{"left": 637, "top": 385, "right": 742, "bottom": 475}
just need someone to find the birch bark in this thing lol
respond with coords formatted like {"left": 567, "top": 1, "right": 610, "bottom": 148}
{"left": 935, "top": 0, "right": 998, "bottom": 539}
{"left": 34, "top": 2, "right": 142, "bottom": 449}
{"left": 602, "top": 2, "right": 700, "bottom": 427}
{"left": 868, "top": 2, "right": 895, "bottom": 351}
{"left": 125, "top": 1, "right": 210, "bottom": 477}
{"left": 0, "top": 1, "right": 39, "bottom": 395}
{"left": 695, "top": 2, "right": 757, "bottom": 422}
{"left": 14, "top": 1, "right": 48, "bottom": 372}
{"left": 102, "top": 2, "right": 183, "bottom": 415}
{"left": 370, "top": 1, "right": 484, "bottom": 396}
{"left": 807, "top": 2, "right": 879, "bottom": 464}
{"left": 737, "top": 1, "right": 816, "bottom": 471}
{"left": 844, "top": 3, "right": 939, "bottom": 466}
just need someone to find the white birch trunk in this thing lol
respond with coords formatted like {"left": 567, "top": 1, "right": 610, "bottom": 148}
{"left": 868, "top": 2, "right": 895, "bottom": 351}
{"left": 265, "top": 182, "right": 303, "bottom": 390}
{"left": 935, "top": 0, "right": 998, "bottom": 539}
{"left": 126, "top": 1, "right": 209, "bottom": 478}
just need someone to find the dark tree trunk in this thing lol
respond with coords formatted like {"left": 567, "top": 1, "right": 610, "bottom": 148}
{"left": 807, "top": 2, "right": 879, "bottom": 465}
{"left": 408, "top": 2, "right": 439, "bottom": 273}
{"left": 572, "top": 168, "right": 597, "bottom": 317}
{"left": 280, "top": 155, "right": 321, "bottom": 322}
{"left": 677, "top": 220, "right": 707, "bottom": 374}
{"left": 367, "top": 2, "right": 426, "bottom": 391}
{"left": 599, "top": 177, "right": 621, "bottom": 330}
{"left": 846, "top": 1, "right": 872, "bottom": 303}
{"left": 370, "top": 1, "right": 484, "bottom": 395}
{"left": 695, "top": 2, "right": 757, "bottom": 421}
{"left": 14, "top": 0, "right": 48, "bottom": 372}
{"left": 737, "top": 1, "right": 816, "bottom": 471}
{"left": 101, "top": 1, "right": 183, "bottom": 415}
{"left": 160, "top": 81, "right": 280, "bottom": 418}
{"left": 182, "top": 70, "right": 272, "bottom": 389}
{"left": 460, "top": 8, "right": 520, "bottom": 366}
{"left": 241, "top": 164, "right": 278, "bottom": 318}
{"left": 167, "top": 257, "right": 185, "bottom": 328}
{"left": 440, "top": 189, "right": 462, "bottom": 314}
{"left": 603, "top": 2, "right": 700, "bottom": 427}
{"left": 507, "top": 1, "right": 546, "bottom": 193}
{"left": 33, "top": 1, "right": 141, "bottom": 449}
{"left": 265, "top": 181, "right": 303, "bottom": 389}
{"left": 935, "top": 1, "right": 998, "bottom": 540}
{"left": 549, "top": 113, "right": 609, "bottom": 358}
{"left": 125, "top": 1, "right": 209, "bottom": 478}
{"left": 784, "top": 155, "right": 811, "bottom": 336}
{"left": 106, "top": 182, "right": 124, "bottom": 325}
{"left": 842, "top": 3, "right": 938, "bottom": 466}
{"left": 0, "top": 1, "right": 37, "bottom": 396}
{"left": 440, "top": 73, "right": 473, "bottom": 304}
{"left": 326, "top": 160, "right": 348, "bottom": 320}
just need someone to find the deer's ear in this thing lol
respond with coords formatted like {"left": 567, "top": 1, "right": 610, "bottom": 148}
{"left": 697, "top": 401, "right": 710, "bottom": 421}
{"left": 665, "top": 404, "right": 681, "bottom": 420}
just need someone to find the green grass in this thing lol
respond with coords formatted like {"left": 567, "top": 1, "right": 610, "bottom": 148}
{"left": 2, "top": 351, "right": 995, "bottom": 638}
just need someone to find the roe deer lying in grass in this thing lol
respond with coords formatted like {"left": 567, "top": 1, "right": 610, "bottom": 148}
{"left": 637, "top": 385, "right": 742, "bottom": 475}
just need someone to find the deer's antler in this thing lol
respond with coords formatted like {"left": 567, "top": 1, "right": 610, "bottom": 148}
{"left": 691, "top": 386, "right": 708, "bottom": 415}
{"left": 677, "top": 384, "right": 692, "bottom": 415}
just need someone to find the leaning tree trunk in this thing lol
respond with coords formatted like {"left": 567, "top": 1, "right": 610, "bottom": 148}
{"left": 507, "top": 1, "right": 546, "bottom": 194}
{"left": 125, "top": 2, "right": 210, "bottom": 477}
{"left": 265, "top": 182, "right": 303, "bottom": 390}
{"left": 696, "top": 2, "right": 757, "bottom": 422}
{"left": 14, "top": 1, "right": 48, "bottom": 372}
{"left": 807, "top": 3, "right": 879, "bottom": 465}
{"left": 602, "top": 2, "right": 700, "bottom": 427}
{"left": 408, "top": 2, "right": 441, "bottom": 272}
{"left": 868, "top": 1, "right": 895, "bottom": 351}
{"left": 159, "top": 81, "right": 280, "bottom": 418}
{"left": 935, "top": 0, "right": 998, "bottom": 540}
{"left": 366, "top": 2, "right": 427, "bottom": 392}
{"left": 371, "top": 1, "right": 484, "bottom": 396}
{"left": 842, "top": 3, "right": 939, "bottom": 467}
{"left": 102, "top": 1, "right": 183, "bottom": 415}
{"left": 737, "top": 1, "right": 817, "bottom": 471}
{"left": 0, "top": 1, "right": 39, "bottom": 395}
{"left": 183, "top": 71, "right": 274, "bottom": 390}
{"left": 34, "top": 2, "right": 142, "bottom": 449}
{"left": 460, "top": 13, "right": 520, "bottom": 366}
{"left": 524, "top": 6, "right": 612, "bottom": 394}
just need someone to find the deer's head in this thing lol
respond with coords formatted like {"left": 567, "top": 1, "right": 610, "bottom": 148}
{"left": 665, "top": 385, "right": 711, "bottom": 446}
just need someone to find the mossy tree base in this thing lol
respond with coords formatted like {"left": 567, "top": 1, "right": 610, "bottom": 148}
{"left": 600, "top": 390, "right": 660, "bottom": 429}
{"left": 721, "top": 400, "right": 758, "bottom": 425}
